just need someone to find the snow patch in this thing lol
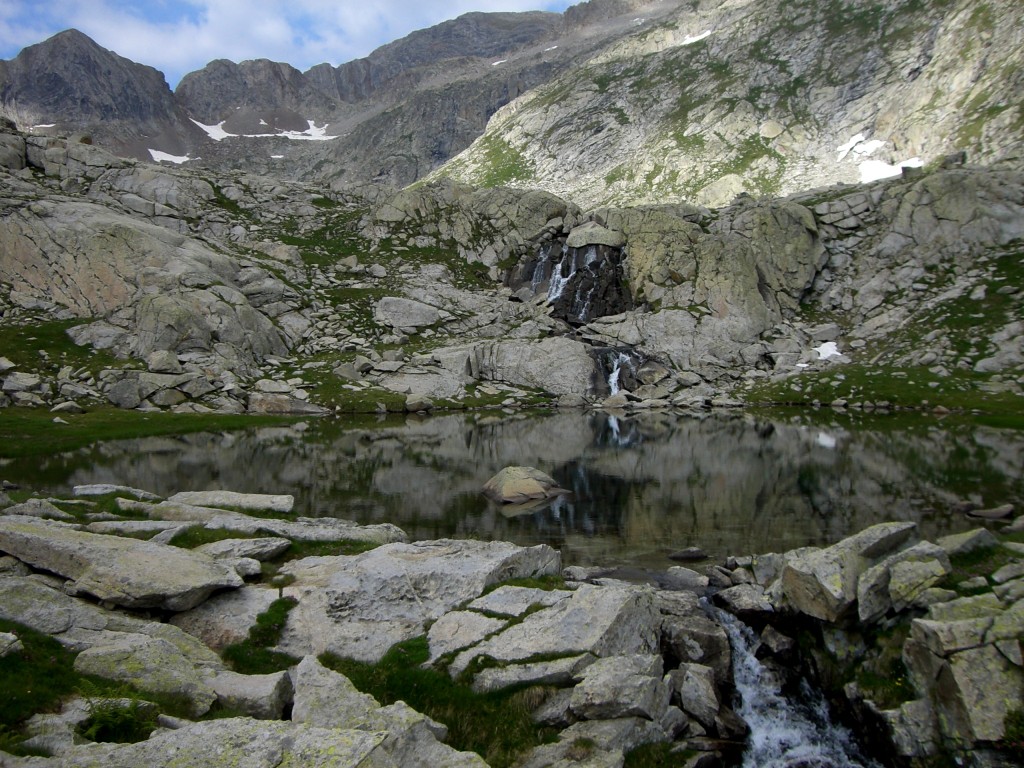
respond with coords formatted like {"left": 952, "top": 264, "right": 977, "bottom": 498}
{"left": 270, "top": 155, "right": 284, "bottom": 159}
{"left": 682, "top": 30, "right": 713, "bottom": 45}
{"left": 859, "top": 157, "right": 923, "bottom": 183}
{"left": 148, "top": 149, "right": 190, "bottom": 164}
{"left": 191, "top": 118, "right": 337, "bottom": 142}
{"left": 491, "top": 59, "right": 507, "bottom": 66}
{"left": 544, "top": 45, "right": 559, "bottom": 51}
{"left": 32, "top": 123, "right": 56, "bottom": 129}
{"left": 814, "top": 342, "right": 841, "bottom": 360}
{"left": 191, "top": 119, "right": 233, "bottom": 141}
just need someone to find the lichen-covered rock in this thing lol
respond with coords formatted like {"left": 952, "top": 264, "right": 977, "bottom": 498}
{"left": 278, "top": 539, "right": 560, "bottom": 662}
{"left": 778, "top": 522, "right": 917, "bottom": 622}
{"left": 72, "top": 632, "right": 218, "bottom": 717}
{"left": 569, "top": 654, "right": 669, "bottom": 721}
{"left": 210, "top": 669, "right": 293, "bottom": 720}
{"left": 0, "top": 516, "right": 242, "bottom": 610}
{"left": 451, "top": 584, "right": 659, "bottom": 675}
{"left": 6, "top": 717, "right": 391, "bottom": 767}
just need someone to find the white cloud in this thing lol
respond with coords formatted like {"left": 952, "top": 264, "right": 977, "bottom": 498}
{"left": 0, "top": 1, "right": 574, "bottom": 88}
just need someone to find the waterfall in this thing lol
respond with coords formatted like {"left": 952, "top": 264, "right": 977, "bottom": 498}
{"left": 607, "top": 351, "right": 634, "bottom": 395}
{"left": 713, "top": 608, "right": 881, "bottom": 768}
{"left": 547, "top": 244, "right": 574, "bottom": 301}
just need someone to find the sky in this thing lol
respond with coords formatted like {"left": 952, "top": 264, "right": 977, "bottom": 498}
{"left": 0, "top": 0, "right": 576, "bottom": 88}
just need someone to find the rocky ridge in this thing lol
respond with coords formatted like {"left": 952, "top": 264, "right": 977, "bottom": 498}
{"left": 1, "top": 117, "right": 1022, "bottom": 418}
{"left": 0, "top": 485, "right": 1021, "bottom": 766}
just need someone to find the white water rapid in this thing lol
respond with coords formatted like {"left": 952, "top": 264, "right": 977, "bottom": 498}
{"left": 713, "top": 608, "right": 881, "bottom": 768}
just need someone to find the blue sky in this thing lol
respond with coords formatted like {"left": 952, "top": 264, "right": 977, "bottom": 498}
{"left": 0, "top": 1, "right": 575, "bottom": 88}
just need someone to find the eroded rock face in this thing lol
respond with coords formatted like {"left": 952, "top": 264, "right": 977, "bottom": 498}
{"left": 0, "top": 516, "right": 242, "bottom": 610}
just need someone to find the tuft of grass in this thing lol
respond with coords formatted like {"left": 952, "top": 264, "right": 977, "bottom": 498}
{"left": 321, "top": 637, "right": 558, "bottom": 767}
{"left": 221, "top": 597, "right": 301, "bottom": 674}
{"left": 77, "top": 697, "right": 158, "bottom": 744}
{"left": 0, "top": 620, "right": 78, "bottom": 729}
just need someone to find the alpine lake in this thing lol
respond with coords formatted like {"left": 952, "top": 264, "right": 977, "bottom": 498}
{"left": 8, "top": 406, "right": 1022, "bottom": 569}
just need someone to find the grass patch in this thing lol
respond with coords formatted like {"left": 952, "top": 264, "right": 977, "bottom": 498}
{"left": 321, "top": 637, "right": 558, "bottom": 767}
{"left": 221, "top": 597, "right": 300, "bottom": 674}
{"left": 625, "top": 742, "right": 697, "bottom": 767}
{"left": 0, "top": 620, "right": 79, "bottom": 729}
{"left": 0, "top": 318, "right": 122, "bottom": 373}
{"left": 0, "top": 408, "right": 300, "bottom": 460}
{"left": 940, "top": 544, "right": 1016, "bottom": 590}
{"left": 475, "top": 134, "right": 535, "bottom": 188}
{"left": 77, "top": 697, "right": 158, "bottom": 744}
{"left": 482, "top": 575, "right": 568, "bottom": 595}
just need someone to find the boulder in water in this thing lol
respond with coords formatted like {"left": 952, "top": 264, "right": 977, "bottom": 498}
{"left": 482, "top": 466, "right": 567, "bottom": 504}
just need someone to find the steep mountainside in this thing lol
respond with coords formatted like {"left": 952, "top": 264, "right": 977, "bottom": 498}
{"left": 0, "top": 29, "right": 201, "bottom": 158}
{"left": 432, "top": 0, "right": 1024, "bottom": 208}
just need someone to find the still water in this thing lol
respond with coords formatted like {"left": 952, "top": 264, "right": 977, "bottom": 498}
{"left": 8, "top": 409, "right": 1022, "bottom": 568}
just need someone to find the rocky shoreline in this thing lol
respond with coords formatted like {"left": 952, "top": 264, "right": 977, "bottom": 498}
{"left": 0, "top": 485, "right": 1021, "bottom": 767}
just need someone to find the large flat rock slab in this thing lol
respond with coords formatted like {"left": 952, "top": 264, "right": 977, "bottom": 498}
{"left": 278, "top": 539, "right": 560, "bottom": 662}
{"left": 7, "top": 717, "right": 389, "bottom": 768}
{"left": 451, "top": 584, "right": 659, "bottom": 677}
{"left": 0, "top": 516, "right": 242, "bottom": 610}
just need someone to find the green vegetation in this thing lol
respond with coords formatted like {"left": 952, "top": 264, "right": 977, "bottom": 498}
{"left": 221, "top": 597, "right": 300, "bottom": 674}
{"left": 0, "top": 408, "right": 298, "bottom": 460}
{"left": 0, "top": 318, "right": 122, "bottom": 374}
{"left": 0, "top": 620, "right": 79, "bottom": 731}
{"left": 624, "top": 742, "right": 697, "bottom": 767}
{"left": 321, "top": 636, "right": 558, "bottom": 767}
{"left": 77, "top": 695, "right": 158, "bottom": 744}
{"left": 475, "top": 135, "right": 535, "bottom": 188}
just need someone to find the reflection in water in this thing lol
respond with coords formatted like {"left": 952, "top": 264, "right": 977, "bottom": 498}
{"left": 12, "top": 410, "right": 1023, "bottom": 568}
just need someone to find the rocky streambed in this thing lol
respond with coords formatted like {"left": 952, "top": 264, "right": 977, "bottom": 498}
{"left": 0, "top": 485, "right": 1021, "bottom": 767}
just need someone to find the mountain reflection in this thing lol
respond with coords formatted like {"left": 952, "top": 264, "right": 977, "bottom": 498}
{"left": 18, "top": 410, "right": 1022, "bottom": 568}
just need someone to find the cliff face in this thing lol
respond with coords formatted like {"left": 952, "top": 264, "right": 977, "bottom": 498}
{"left": 432, "top": 0, "right": 1024, "bottom": 208}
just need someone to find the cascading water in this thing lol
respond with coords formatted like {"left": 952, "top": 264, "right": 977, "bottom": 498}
{"left": 713, "top": 607, "right": 881, "bottom": 768}
{"left": 547, "top": 244, "right": 574, "bottom": 302}
{"left": 607, "top": 351, "right": 635, "bottom": 395}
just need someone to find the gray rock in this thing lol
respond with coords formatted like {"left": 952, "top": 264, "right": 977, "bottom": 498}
{"left": 482, "top": 466, "right": 566, "bottom": 504}
{"left": 374, "top": 296, "right": 444, "bottom": 328}
{"left": 569, "top": 654, "right": 669, "bottom": 721}
{"left": 936, "top": 528, "right": 1000, "bottom": 556}
{"left": 292, "top": 655, "right": 487, "bottom": 767}
{"left": 426, "top": 610, "right": 507, "bottom": 663}
{"left": 195, "top": 536, "right": 291, "bottom": 561}
{"left": 169, "top": 586, "right": 278, "bottom": 651}
{"left": 210, "top": 669, "right": 293, "bottom": 720}
{"left": 146, "top": 349, "right": 182, "bottom": 373}
{"left": 714, "top": 583, "right": 774, "bottom": 616}
{"left": 667, "top": 663, "right": 719, "bottom": 729}
{"left": 466, "top": 585, "right": 572, "bottom": 616}
{"left": 279, "top": 539, "right": 560, "bottom": 662}
{"left": 167, "top": 490, "right": 294, "bottom": 513}
{"left": 72, "top": 632, "right": 218, "bottom": 717}
{"left": 472, "top": 654, "right": 595, "bottom": 694}
{"left": 661, "top": 613, "right": 731, "bottom": 682}
{"left": 857, "top": 541, "right": 951, "bottom": 623}
{"left": 0, "top": 516, "right": 242, "bottom": 610}
{"left": 779, "top": 522, "right": 917, "bottom": 622}
{"left": 0, "top": 630, "right": 24, "bottom": 657}
{"left": 2, "top": 499, "right": 73, "bottom": 520}
{"left": 11, "top": 716, "right": 390, "bottom": 767}
{"left": 452, "top": 584, "right": 658, "bottom": 676}
{"left": 73, "top": 484, "right": 159, "bottom": 500}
